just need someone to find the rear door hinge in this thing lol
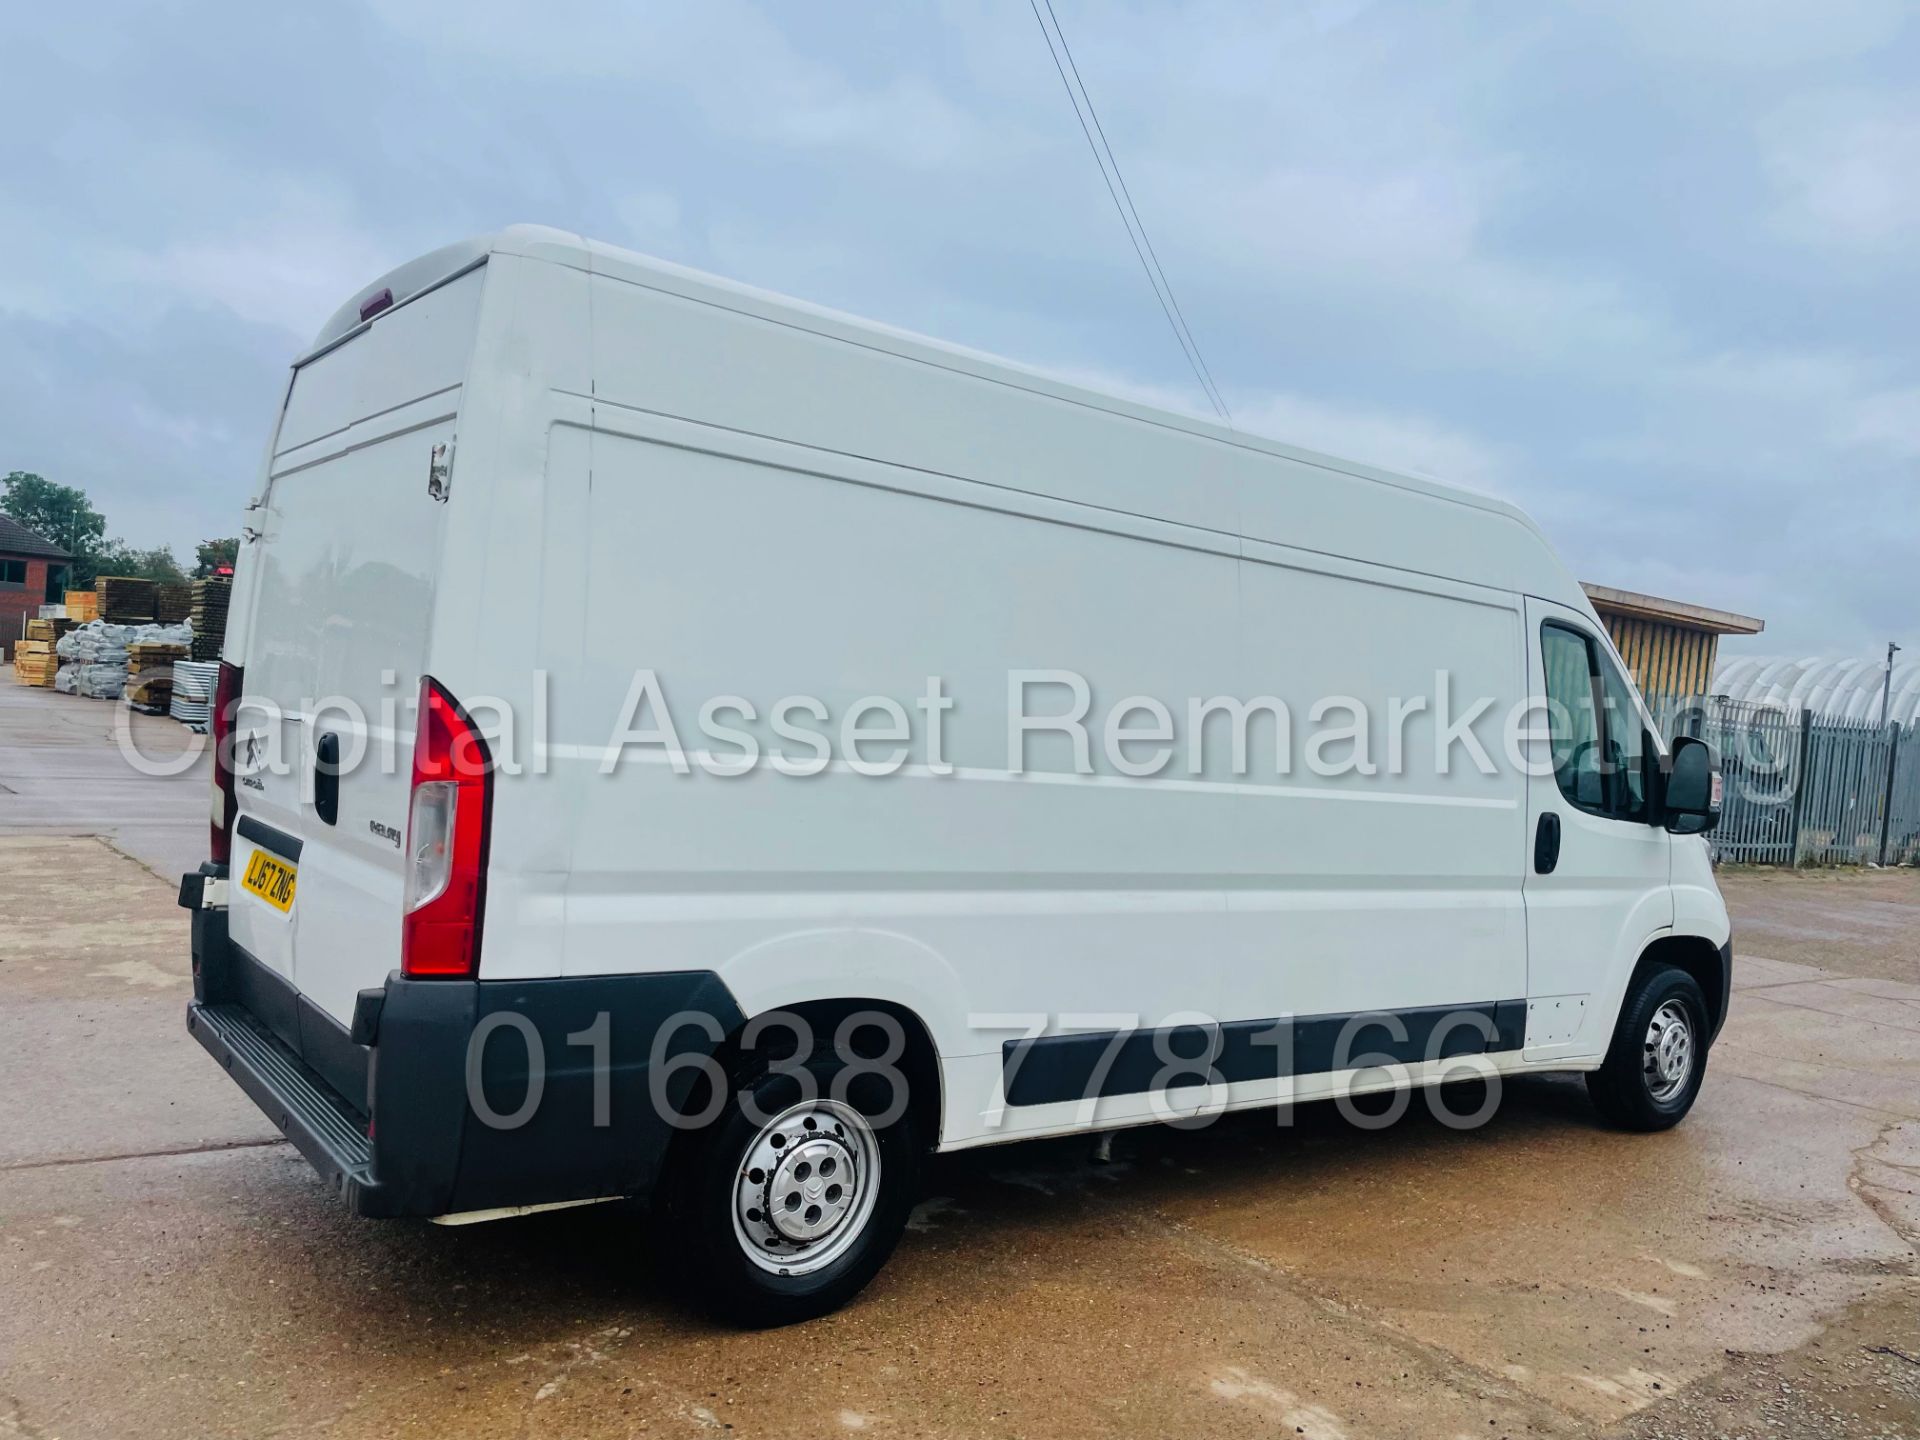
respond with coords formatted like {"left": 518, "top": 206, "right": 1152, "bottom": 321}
{"left": 428, "top": 440, "right": 455, "bottom": 503}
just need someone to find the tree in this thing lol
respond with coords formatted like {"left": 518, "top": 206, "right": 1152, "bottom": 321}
{"left": 195, "top": 537, "right": 239, "bottom": 577}
{"left": 3, "top": 470, "right": 196, "bottom": 586}
{"left": 89, "top": 540, "right": 187, "bottom": 585}
{"left": 1, "top": 471, "right": 106, "bottom": 558}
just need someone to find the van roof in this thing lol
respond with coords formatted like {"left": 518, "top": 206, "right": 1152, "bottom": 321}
{"left": 310, "top": 223, "right": 1556, "bottom": 562}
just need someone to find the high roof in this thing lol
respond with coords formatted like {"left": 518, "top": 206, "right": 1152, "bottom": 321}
{"left": 0, "top": 512, "right": 70, "bottom": 560}
{"left": 307, "top": 225, "right": 1554, "bottom": 550}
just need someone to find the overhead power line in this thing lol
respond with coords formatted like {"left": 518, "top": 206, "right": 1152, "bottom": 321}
{"left": 1026, "top": 0, "right": 1233, "bottom": 426}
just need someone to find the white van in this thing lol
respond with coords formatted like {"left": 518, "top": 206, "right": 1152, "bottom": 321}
{"left": 183, "top": 226, "right": 1731, "bottom": 1325}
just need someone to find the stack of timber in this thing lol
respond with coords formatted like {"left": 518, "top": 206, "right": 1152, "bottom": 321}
{"left": 25, "top": 617, "right": 74, "bottom": 646}
{"left": 12, "top": 639, "right": 58, "bottom": 687}
{"left": 65, "top": 590, "right": 100, "bottom": 623}
{"left": 97, "top": 577, "right": 158, "bottom": 624}
{"left": 156, "top": 583, "right": 193, "bottom": 624}
{"left": 190, "top": 578, "right": 231, "bottom": 662}
{"left": 126, "top": 640, "right": 190, "bottom": 713}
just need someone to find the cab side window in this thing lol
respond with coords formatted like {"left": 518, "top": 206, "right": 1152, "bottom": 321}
{"left": 1541, "top": 622, "right": 1648, "bottom": 821}
{"left": 1596, "top": 649, "right": 1648, "bottom": 820}
{"left": 1542, "top": 624, "right": 1604, "bottom": 809}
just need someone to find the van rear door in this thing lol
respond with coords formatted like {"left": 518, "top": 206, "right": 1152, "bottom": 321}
{"left": 227, "top": 267, "right": 484, "bottom": 1029}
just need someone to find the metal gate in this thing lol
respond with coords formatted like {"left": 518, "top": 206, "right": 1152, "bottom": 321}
{"left": 1885, "top": 727, "right": 1920, "bottom": 865}
{"left": 1656, "top": 697, "right": 1916, "bottom": 866}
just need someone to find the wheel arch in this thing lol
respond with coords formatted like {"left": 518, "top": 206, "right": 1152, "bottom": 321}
{"left": 715, "top": 996, "right": 944, "bottom": 1154}
{"left": 1636, "top": 933, "right": 1732, "bottom": 1042}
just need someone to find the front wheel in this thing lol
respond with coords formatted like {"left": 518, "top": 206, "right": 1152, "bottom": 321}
{"left": 1586, "top": 964, "right": 1710, "bottom": 1131}
{"left": 651, "top": 1058, "right": 920, "bottom": 1326}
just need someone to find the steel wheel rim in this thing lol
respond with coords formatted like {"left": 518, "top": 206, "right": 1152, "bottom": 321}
{"left": 1643, "top": 999, "right": 1694, "bottom": 1103}
{"left": 730, "top": 1097, "right": 881, "bottom": 1276}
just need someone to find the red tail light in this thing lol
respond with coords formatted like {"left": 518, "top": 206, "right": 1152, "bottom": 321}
{"left": 209, "top": 662, "right": 244, "bottom": 866}
{"left": 401, "top": 677, "right": 494, "bottom": 978}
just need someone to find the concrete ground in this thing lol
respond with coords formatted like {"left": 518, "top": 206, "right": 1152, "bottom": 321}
{"left": 2, "top": 673, "right": 1917, "bottom": 1439}
{"left": 0, "top": 669, "right": 208, "bottom": 879}
{"left": 1717, "top": 865, "right": 1920, "bottom": 985}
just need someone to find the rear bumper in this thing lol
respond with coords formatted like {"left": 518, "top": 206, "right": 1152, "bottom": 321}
{"left": 183, "top": 875, "right": 744, "bottom": 1218}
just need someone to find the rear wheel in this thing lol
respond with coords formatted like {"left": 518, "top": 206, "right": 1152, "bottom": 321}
{"left": 651, "top": 1057, "right": 920, "bottom": 1326}
{"left": 1587, "top": 964, "right": 1709, "bottom": 1131}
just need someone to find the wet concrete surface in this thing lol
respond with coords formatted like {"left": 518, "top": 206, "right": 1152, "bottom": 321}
{"left": 2, "top": 674, "right": 1919, "bottom": 1437}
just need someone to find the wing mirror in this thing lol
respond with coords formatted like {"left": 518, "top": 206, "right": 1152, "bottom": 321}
{"left": 1663, "top": 735, "right": 1722, "bottom": 835}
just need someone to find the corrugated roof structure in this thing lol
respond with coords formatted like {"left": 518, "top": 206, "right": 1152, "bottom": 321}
{"left": 1713, "top": 654, "right": 1920, "bottom": 726}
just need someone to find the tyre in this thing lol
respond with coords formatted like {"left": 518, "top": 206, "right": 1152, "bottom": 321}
{"left": 1586, "top": 964, "right": 1709, "bottom": 1131}
{"left": 651, "top": 1055, "right": 920, "bottom": 1327}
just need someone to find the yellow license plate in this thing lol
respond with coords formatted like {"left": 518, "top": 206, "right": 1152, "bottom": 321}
{"left": 242, "top": 849, "right": 298, "bottom": 913}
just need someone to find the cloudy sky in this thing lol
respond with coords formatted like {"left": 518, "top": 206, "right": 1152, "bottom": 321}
{"left": 3, "top": 0, "right": 1914, "bottom": 656}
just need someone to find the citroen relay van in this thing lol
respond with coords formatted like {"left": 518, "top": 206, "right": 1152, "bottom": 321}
{"left": 183, "top": 226, "right": 1731, "bottom": 1325}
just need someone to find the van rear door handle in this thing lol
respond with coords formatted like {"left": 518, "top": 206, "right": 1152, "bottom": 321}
{"left": 1534, "top": 812, "right": 1561, "bottom": 874}
{"left": 313, "top": 731, "right": 341, "bottom": 827}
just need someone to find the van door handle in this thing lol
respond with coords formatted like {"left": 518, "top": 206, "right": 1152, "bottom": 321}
{"left": 1534, "top": 813, "right": 1561, "bottom": 874}
{"left": 313, "top": 731, "right": 341, "bottom": 826}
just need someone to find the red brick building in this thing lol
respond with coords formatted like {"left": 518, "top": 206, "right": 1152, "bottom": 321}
{"left": 0, "top": 514, "right": 71, "bottom": 662}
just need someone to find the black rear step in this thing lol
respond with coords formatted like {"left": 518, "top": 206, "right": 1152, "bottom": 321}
{"left": 188, "top": 1000, "right": 374, "bottom": 1199}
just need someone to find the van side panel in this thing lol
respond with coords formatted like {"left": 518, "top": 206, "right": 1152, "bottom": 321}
{"left": 495, "top": 265, "right": 1549, "bottom": 1148}
{"left": 534, "top": 403, "right": 1529, "bottom": 1143}
{"left": 548, "top": 426, "right": 1240, "bottom": 1056}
